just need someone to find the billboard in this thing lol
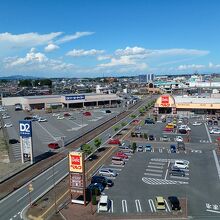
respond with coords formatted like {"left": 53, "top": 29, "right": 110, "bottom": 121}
{"left": 161, "top": 95, "right": 170, "bottom": 107}
{"left": 69, "top": 152, "right": 84, "bottom": 173}
{"left": 70, "top": 173, "right": 84, "bottom": 188}
{"left": 19, "top": 120, "right": 33, "bottom": 163}
{"left": 19, "top": 120, "right": 32, "bottom": 138}
{"left": 65, "top": 95, "right": 85, "bottom": 101}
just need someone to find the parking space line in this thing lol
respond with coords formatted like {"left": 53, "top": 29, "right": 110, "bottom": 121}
{"left": 149, "top": 162, "right": 165, "bottom": 165}
{"left": 144, "top": 173, "right": 162, "bottom": 177}
{"left": 109, "top": 200, "right": 113, "bottom": 213}
{"left": 148, "top": 199, "right": 156, "bottom": 212}
{"left": 164, "top": 199, "right": 171, "bottom": 212}
{"left": 205, "top": 123, "right": 212, "bottom": 143}
{"left": 135, "top": 199, "right": 142, "bottom": 212}
{"left": 164, "top": 169, "right": 168, "bottom": 180}
{"left": 169, "top": 176, "right": 189, "bottom": 180}
{"left": 213, "top": 150, "right": 220, "bottom": 180}
{"left": 159, "top": 148, "right": 163, "bottom": 153}
{"left": 36, "top": 122, "right": 57, "bottom": 141}
{"left": 122, "top": 200, "right": 128, "bottom": 213}
{"left": 146, "top": 169, "right": 163, "bottom": 173}
{"left": 147, "top": 165, "right": 163, "bottom": 169}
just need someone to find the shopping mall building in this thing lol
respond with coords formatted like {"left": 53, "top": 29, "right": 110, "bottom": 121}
{"left": 2, "top": 93, "right": 121, "bottom": 110}
{"left": 154, "top": 94, "right": 220, "bottom": 115}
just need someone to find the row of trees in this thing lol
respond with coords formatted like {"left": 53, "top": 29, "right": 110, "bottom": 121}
{"left": 18, "top": 79, "right": 52, "bottom": 88}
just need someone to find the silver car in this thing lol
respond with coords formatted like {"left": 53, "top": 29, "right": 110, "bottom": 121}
{"left": 98, "top": 168, "right": 117, "bottom": 177}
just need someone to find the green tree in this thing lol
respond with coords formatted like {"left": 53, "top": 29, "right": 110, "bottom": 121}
{"left": 121, "top": 122, "right": 127, "bottom": 127}
{"left": 18, "top": 79, "right": 32, "bottom": 87}
{"left": 130, "top": 114, "right": 136, "bottom": 119}
{"left": 94, "top": 138, "right": 102, "bottom": 149}
{"left": 82, "top": 144, "right": 92, "bottom": 155}
{"left": 113, "top": 126, "right": 120, "bottom": 132}
{"left": 131, "top": 142, "right": 137, "bottom": 153}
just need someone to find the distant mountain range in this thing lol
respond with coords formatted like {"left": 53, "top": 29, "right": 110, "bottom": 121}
{"left": 0, "top": 75, "right": 42, "bottom": 80}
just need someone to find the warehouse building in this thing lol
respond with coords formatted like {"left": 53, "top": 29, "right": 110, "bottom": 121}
{"left": 2, "top": 93, "right": 122, "bottom": 110}
{"left": 154, "top": 94, "right": 220, "bottom": 115}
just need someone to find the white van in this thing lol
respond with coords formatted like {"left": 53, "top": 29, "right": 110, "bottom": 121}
{"left": 98, "top": 195, "right": 110, "bottom": 212}
{"left": 111, "top": 156, "right": 125, "bottom": 165}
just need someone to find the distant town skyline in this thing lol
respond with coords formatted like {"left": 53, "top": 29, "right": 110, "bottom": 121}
{"left": 0, "top": 0, "right": 220, "bottom": 77}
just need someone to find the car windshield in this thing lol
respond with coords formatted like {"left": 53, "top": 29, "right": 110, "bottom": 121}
{"left": 158, "top": 202, "right": 165, "bottom": 205}
{"left": 100, "top": 203, "right": 107, "bottom": 206}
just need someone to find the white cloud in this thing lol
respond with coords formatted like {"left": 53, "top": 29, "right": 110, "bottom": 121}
{"left": 177, "top": 64, "right": 205, "bottom": 70}
{"left": 66, "top": 49, "right": 104, "bottom": 57}
{"left": 44, "top": 43, "right": 59, "bottom": 52}
{"left": 98, "top": 56, "right": 135, "bottom": 67}
{"left": 56, "top": 32, "right": 94, "bottom": 44}
{"left": 97, "top": 55, "right": 112, "bottom": 61}
{"left": 0, "top": 32, "right": 62, "bottom": 49}
{"left": 4, "top": 48, "right": 74, "bottom": 73}
{"left": 114, "top": 47, "right": 209, "bottom": 58}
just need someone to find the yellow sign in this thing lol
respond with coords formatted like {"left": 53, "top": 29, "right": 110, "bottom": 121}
{"left": 69, "top": 152, "right": 84, "bottom": 173}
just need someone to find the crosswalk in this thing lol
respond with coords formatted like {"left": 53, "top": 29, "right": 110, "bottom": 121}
{"left": 105, "top": 198, "right": 171, "bottom": 214}
{"left": 142, "top": 177, "right": 189, "bottom": 185}
{"left": 143, "top": 148, "right": 203, "bottom": 154}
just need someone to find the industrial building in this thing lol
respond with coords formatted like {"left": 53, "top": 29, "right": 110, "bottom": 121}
{"left": 2, "top": 93, "right": 121, "bottom": 110}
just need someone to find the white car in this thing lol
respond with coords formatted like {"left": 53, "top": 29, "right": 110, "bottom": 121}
{"left": 192, "top": 121, "right": 202, "bottom": 126}
{"left": 52, "top": 113, "right": 60, "bottom": 117}
{"left": 179, "top": 125, "right": 191, "bottom": 131}
{"left": 2, "top": 115, "right": 10, "bottom": 119}
{"left": 210, "top": 129, "right": 220, "bottom": 134}
{"left": 57, "top": 116, "right": 64, "bottom": 120}
{"left": 38, "top": 118, "right": 47, "bottom": 122}
{"left": 178, "top": 119, "right": 183, "bottom": 124}
{"left": 4, "top": 123, "right": 12, "bottom": 128}
{"left": 175, "top": 136, "right": 183, "bottom": 142}
{"left": 173, "top": 160, "right": 189, "bottom": 170}
{"left": 98, "top": 195, "right": 110, "bottom": 212}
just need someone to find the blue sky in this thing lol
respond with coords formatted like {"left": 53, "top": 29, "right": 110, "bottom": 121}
{"left": 0, "top": 0, "right": 220, "bottom": 77}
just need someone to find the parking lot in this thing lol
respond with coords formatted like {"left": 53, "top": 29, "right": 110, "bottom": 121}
{"left": 1, "top": 107, "right": 121, "bottom": 161}
{"left": 91, "top": 112, "right": 220, "bottom": 218}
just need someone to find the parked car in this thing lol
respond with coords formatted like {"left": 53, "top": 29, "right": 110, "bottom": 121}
{"left": 98, "top": 195, "right": 110, "bottom": 212}
{"left": 57, "top": 116, "right": 65, "bottom": 120}
{"left": 9, "top": 139, "right": 19, "bottom": 144}
{"left": 169, "top": 167, "right": 185, "bottom": 177}
{"left": 48, "top": 143, "right": 59, "bottom": 149}
{"left": 38, "top": 118, "right": 47, "bottom": 122}
{"left": 91, "top": 176, "right": 114, "bottom": 187}
{"left": 88, "top": 154, "right": 98, "bottom": 161}
{"left": 168, "top": 196, "right": 181, "bottom": 210}
{"left": 118, "top": 144, "right": 133, "bottom": 153}
{"left": 146, "top": 144, "right": 152, "bottom": 152}
{"left": 98, "top": 168, "right": 117, "bottom": 177}
{"left": 64, "top": 112, "right": 71, "bottom": 117}
{"left": 132, "top": 119, "right": 140, "bottom": 124}
{"left": 161, "top": 135, "right": 169, "bottom": 142}
{"left": 137, "top": 145, "right": 144, "bottom": 152}
{"left": 179, "top": 125, "right": 191, "bottom": 131}
{"left": 145, "top": 119, "right": 155, "bottom": 124}
{"left": 87, "top": 183, "right": 104, "bottom": 195}
{"left": 149, "top": 134, "right": 154, "bottom": 141}
{"left": 155, "top": 196, "right": 166, "bottom": 210}
{"left": 115, "top": 151, "right": 128, "bottom": 159}
{"left": 179, "top": 129, "right": 187, "bottom": 134}
{"left": 24, "top": 116, "right": 32, "bottom": 120}
{"left": 108, "top": 139, "right": 121, "bottom": 145}
{"left": 214, "top": 121, "right": 218, "bottom": 126}
{"left": 175, "top": 136, "right": 183, "bottom": 142}
{"left": 105, "top": 110, "right": 111, "bottom": 113}
{"left": 2, "top": 115, "right": 10, "bottom": 119}
{"left": 83, "top": 111, "right": 92, "bottom": 116}
{"left": 170, "top": 144, "right": 176, "bottom": 153}
{"left": 111, "top": 156, "right": 125, "bottom": 165}
{"left": 173, "top": 160, "right": 189, "bottom": 169}
{"left": 52, "top": 113, "right": 60, "bottom": 117}
{"left": 208, "top": 120, "right": 213, "bottom": 126}
{"left": 210, "top": 129, "right": 220, "bottom": 134}
{"left": 69, "top": 116, "right": 76, "bottom": 120}
{"left": 163, "top": 127, "right": 173, "bottom": 132}
{"left": 192, "top": 121, "right": 202, "bottom": 126}
{"left": 4, "top": 123, "right": 12, "bottom": 128}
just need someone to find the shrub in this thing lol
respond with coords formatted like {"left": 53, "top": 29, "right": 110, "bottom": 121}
{"left": 144, "top": 133, "right": 148, "bottom": 139}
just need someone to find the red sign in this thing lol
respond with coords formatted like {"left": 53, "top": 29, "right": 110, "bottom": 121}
{"left": 69, "top": 152, "right": 84, "bottom": 173}
{"left": 161, "top": 95, "right": 170, "bottom": 107}
{"left": 71, "top": 155, "right": 80, "bottom": 165}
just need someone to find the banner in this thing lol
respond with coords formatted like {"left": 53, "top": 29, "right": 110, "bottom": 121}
{"left": 69, "top": 152, "right": 84, "bottom": 173}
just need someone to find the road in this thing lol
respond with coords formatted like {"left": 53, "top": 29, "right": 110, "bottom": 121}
{"left": 0, "top": 97, "right": 155, "bottom": 220}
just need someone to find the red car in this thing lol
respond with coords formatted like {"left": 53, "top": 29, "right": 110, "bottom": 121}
{"left": 115, "top": 151, "right": 128, "bottom": 159}
{"left": 83, "top": 111, "right": 92, "bottom": 116}
{"left": 48, "top": 143, "right": 59, "bottom": 149}
{"left": 132, "top": 119, "right": 140, "bottom": 125}
{"left": 163, "top": 127, "right": 174, "bottom": 132}
{"left": 108, "top": 139, "right": 121, "bottom": 145}
{"left": 63, "top": 112, "right": 71, "bottom": 117}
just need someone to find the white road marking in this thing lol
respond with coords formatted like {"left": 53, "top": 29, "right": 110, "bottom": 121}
{"left": 205, "top": 123, "right": 212, "bottom": 143}
{"left": 13, "top": 215, "right": 17, "bottom": 218}
{"left": 164, "top": 199, "right": 171, "bottom": 212}
{"left": 149, "top": 162, "right": 165, "bottom": 166}
{"left": 142, "top": 177, "right": 188, "bottom": 185}
{"left": 147, "top": 165, "right": 163, "bottom": 169}
{"left": 46, "top": 171, "right": 58, "bottom": 180}
{"left": 146, "top": 169, "right": 163, "bottom": 173}
{"left": 170, "top": 176, "right": 189, "bottom": 180}
{"left": 164, "top": 169, "right": 168, "bottom": 180}
{"left": 159, "top": 148, "right": 163, "bottom": 153}
{"left": 122, "top": 200, "right": 128, "bottom": 213}
{"left": 109, "top": 164, "right": 125, "bottom": 168}
{"left": 36, "top": 122, "right": 57, "bottom": 141}
{"left": 213, "top": 150, "right": 220, "bottom": 180}
{"left": 109, "top": 200, "right": 113, "bottom": 213}
{"left": 135, "top": 199, "right": 142, "bottom": 212}
{"left": 17, "top": 192, "right": 29, "bottom": 202}
{"left": 148, "top": 199, "right": 156, "bottom": 212}
{"left": 206, "top": 209, "right": 220, "bottom": 214}
{"left": 144, "top": 173, "right": 162, "bottom": 177}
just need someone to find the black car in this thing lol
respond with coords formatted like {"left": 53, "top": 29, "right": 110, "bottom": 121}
{"left": 145, "top": 119, "right": 155, "bottom": 124}
{"left": 214, "top": 121, "right": 218, "bottom": 126}
{"left": 149, "top": 135, "right": 154, "bottom": 141}
{"left": 169, "top": 166, "right": 185, "bottom": 177}
{"left": 91, "top": 176, "right": 114, "bottom": 187}
{"left": 168, "top": 196, "right": 181, "bottom": 210}
{"left": 9, "top": 139, "right": 20, "bottom": 144}
{"left": 24, "top": 116, "right": 33, "bottom": 120}
{"left": 179, "top": 129, "right": 187, "bottom": 134}
{"left": 106, "top": 110, "right": 111, "bottom": 113}
{"left": 88, "top": 154, "right": 98, "bottom": 161}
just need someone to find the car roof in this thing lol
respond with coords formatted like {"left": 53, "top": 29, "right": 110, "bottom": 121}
{"left": 100, "top": 195, "right": 108, "bottom": 203}
{"left": 156, "top": 196, "right": 164, "bottom": 202}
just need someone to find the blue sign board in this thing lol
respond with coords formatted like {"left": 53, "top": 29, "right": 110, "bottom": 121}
{"left": 65, "top": 95, "right": 85, "bottom": 101}
{"left": 19, "top": 120, "right": 32, "bottom": 138}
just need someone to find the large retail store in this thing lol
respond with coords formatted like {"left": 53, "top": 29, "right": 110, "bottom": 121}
{"left": 154, "top": 94, "right": 220, "bottom": 115}
{"left": 2, "top": 93, "right": 121, "bottom": 110}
